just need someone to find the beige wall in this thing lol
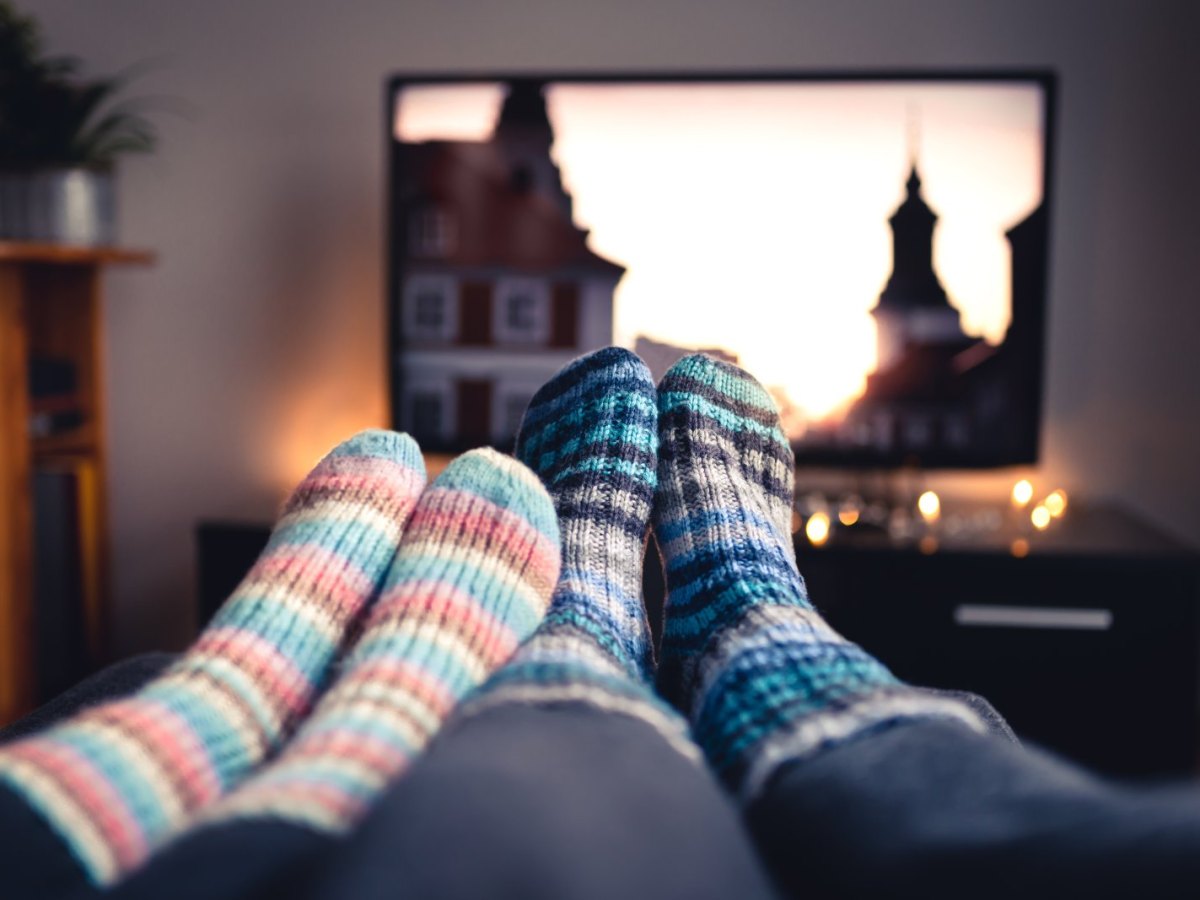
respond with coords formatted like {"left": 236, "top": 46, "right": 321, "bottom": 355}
{"left": 23, "top": 0, "right": 1200, "bottom": 653}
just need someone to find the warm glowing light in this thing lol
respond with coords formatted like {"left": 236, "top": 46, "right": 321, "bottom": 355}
{"left": 918, "top": 535, "right": 939, "bottom": 555}
{"left": 1011, "top": 538, "right": 1030, "bottom": 558}
{"left": 838, "top": 508, "right": 860, "bottom": 527}
{"left": 1011, "top": 479, "right": 1034, "bottom": 507}
{"left": 554, "top": 83, "right": 1038, "bottom": 425}
{"left": 1031, "top": 505, "right": 1051, "bottom": 530}
{"left": 805, "top": 512, "right": 831, "bottom": 546}
{"left": 1044, "top": 489, "right": 1068, "bottom": 518}
{"left": 917, "top": 490, "right": 941, "bottom": 522}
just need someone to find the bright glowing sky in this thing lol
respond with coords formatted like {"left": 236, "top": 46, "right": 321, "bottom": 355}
{"left": 395, "top": 81, "right": 1043, "bottom": 423}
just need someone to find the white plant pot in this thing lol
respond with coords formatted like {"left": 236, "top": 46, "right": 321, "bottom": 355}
{"left": 0, "top": 167, "right": 117, "bottom": 245}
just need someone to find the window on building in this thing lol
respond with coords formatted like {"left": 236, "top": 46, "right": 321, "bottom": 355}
{"left": 510, "top": 164, "right": 534, "bottom": 193}
{"left": 414, "top": 291, "right": 444, "bottom": 331}
{"left": 871, "top": 414, "right": 895, "bottom": 451}
{"left": 409, "top": 206, "right": 455, "bottom": 258}
{"left": 904, "top": 418, "right": 932, "bottom": 448}
{"left": 506, "top": 294, "right": 537, "bottom": 332}
{"left": 411, "top": 393, "right": 443, "bottom": 437}
{"left": 404, "top": 275, "right": 456, "bottom": 341}
{"left": 494, "top": 279, "right": 549, "bottom": 344}
{"left": 945, "top": 417, "right": 971, "bottom": 447}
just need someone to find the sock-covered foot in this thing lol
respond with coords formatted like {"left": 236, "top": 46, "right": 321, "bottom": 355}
{"left": 654, "top": 356, "right": 984, "bottom": 800}
{"left": 0, "top": 430, "right": 425, "bottom": 885}
{"left": 196, "top": 448, "right": 561, "bottom": 833}
{"left": 461, "top": 348, "right": 697, "bottom": 761}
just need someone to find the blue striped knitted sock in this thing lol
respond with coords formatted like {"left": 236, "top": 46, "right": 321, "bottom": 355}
{"left": 460, "top": 348, "right": 697, "bottom": 759}
{"left": 655, "top": 355, "right": 984, "bottom": 800}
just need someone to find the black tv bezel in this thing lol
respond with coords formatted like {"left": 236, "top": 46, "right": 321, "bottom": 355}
{"left": 385, "top": 69, "right": 1057, "bottom": 469}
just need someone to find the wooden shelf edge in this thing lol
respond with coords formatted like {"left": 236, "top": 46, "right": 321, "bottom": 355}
{"left": 0, "top": 242, "right": 155, "bottom": 266}
{"left": 33, "top": 430, "right": 99, "bottom": 460}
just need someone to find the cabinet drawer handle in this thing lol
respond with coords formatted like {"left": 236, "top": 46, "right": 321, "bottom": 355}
{"left": 953, "top": 605, "right": 1113, "bottom": 631}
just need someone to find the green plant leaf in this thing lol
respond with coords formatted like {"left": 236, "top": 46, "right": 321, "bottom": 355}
{"left": 0, "top": 2, "right": 159, "bottom": 167}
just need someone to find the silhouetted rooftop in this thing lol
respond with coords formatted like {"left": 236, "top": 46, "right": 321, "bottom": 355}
{"left": 398, "top": 139, "right": 624, "bottom": 275}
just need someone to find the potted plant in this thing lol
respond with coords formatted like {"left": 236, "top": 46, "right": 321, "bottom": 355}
{"left": 0, "top": 1, "right": 156, "bottom": 244}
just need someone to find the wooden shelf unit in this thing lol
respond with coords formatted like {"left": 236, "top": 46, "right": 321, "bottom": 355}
{"left": 0, "top": 242, "right": 153, "bottom": 723}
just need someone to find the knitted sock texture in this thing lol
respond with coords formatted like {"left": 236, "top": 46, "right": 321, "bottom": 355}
{"left": 654, "top": 356, "right": 985, "bottom": 801}
{"left": 196, "top": 448, "right": 561, "bottom": 834}
{"left": 0, "top": 430, "right": 425, "bottom": 884}
{"left": 461, "top": 348, "right": 698, "bottom": 763}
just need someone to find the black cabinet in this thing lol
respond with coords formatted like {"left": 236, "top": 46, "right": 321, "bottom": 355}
{"left": 795, "top": 505, "right": 1200, "bottom": 779}
{"left": 199, "top": 504, "right": 1200, "bottom": 780}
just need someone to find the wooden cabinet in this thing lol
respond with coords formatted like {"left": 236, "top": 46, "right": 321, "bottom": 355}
{"left": 0, "top": 242, "right": 153, "bottom": 722}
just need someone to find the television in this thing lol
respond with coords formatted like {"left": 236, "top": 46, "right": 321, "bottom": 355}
{"left": 387, "top": 71, "right": 1055, "bottom": 468}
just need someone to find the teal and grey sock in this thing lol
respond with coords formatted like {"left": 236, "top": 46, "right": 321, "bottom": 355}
{"left": 460, "top": 348, "right": 696, "bottom": 760}
{"left": 654, "top": 355, "right": 985, "bottom": 800}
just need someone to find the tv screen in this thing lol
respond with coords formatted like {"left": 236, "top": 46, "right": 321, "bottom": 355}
{"left": 387, "top": 71, "right": 1055, "bottom": 467}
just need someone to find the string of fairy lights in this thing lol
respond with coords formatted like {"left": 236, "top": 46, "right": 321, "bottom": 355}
{"left": 796, "top": 480, "right": 1070, "bottom": 557}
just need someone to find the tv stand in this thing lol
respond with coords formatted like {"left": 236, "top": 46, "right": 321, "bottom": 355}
{"left": 795, "top": 502, "right": 1199, "bottom": 778}
{"left": 197, "top": 491, "right": 1198, "bottom": 779}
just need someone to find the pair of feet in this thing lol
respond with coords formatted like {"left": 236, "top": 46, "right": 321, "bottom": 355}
{"left": 0, "top": 347, "right": 983, "bottom": 891}
{"left": 497, "top": 348, "right": 983, "bottom": 798}
{"left": 0, "top": 434, "right": 565, "bottom": 885}
{"left": 489, "top": 348, "right": 803, "bottom": 720}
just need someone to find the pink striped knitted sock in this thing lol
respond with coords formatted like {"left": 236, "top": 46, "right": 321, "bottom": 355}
{"left": 195, "top": 447, "right": 560, "bottom": 834}
{"left": 0, "top": 430, "right": 425, "bottom": 885}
